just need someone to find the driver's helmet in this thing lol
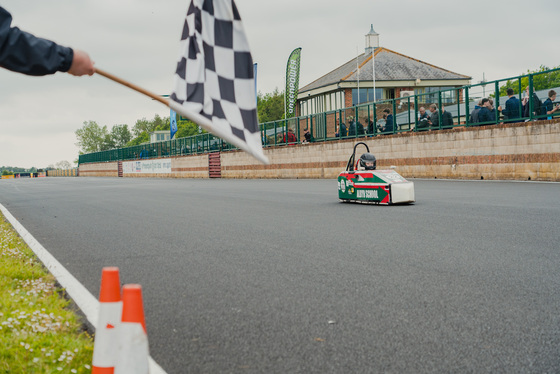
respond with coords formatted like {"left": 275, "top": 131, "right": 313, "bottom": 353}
{"left": 359, "top": 153, "right": 377, "bottom": 170}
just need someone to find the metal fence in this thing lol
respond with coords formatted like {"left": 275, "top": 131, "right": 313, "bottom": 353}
{"left": 79, "top": 68, "right": 560, "bottom": 165}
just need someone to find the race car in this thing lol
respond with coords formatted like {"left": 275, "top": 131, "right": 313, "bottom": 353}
{"left": 338, "top": 142, "right": 415, "bottom": 205}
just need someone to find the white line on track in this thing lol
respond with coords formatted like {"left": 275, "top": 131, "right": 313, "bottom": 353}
{"left": 0, "top": 203, "right": 167, "bottom": 374}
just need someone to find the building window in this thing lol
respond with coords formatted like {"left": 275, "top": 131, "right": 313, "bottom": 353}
{"left": 424, "top": 87, "right": 457, "bottom": 104}
{"left": 352, "top": 88, "right": 384, "bottom": 105}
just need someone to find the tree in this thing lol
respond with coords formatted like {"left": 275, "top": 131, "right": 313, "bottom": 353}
{"left": 128, "top": 114, "right": 172, "bottom": 145}
{"left": 102, "top": 133, "right": 116, "bottom": 150}
{"left": 498, "top": 65, "right": 560, "bottom": 96}
{"left": 75, "top": 120, "right": 109, "bottom": 153}
{"left": 55, "top": 160, "right": 72, "bottom": 170}
{"left": 258, "top": 88, "right": 285, "bottom": 123}
{"left": 152, "top": 114, "right": 168, "bottom": 131}
{"left": 111, "top": 124, "right": 132, "bottom": 148}
{"left": 175, "top": 121, "right": 200, "bottom": 138}
{"left": 132, "top": 117, "right": 159, "bottom": 137}
{"left": 126, "top": 132, "right": 149, "bottom": 147}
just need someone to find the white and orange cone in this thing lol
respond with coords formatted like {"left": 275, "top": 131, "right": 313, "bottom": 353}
{"left": 92, "top": 267, "right": 123, "bottom": 374}
{"left": 114, "top": 284, "right": 150, "bottom": 374}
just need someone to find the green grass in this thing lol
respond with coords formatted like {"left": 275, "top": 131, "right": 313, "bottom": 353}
{"left": 0, "top": 213, "right": 94, "bottom": 373}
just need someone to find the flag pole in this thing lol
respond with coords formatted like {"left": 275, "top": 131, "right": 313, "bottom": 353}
{"left": 94, "top": 67, "right": 213, "bottom": 135}
{"left": 94, "top": 67, "right": 269, "bottom": 164}
{"left": 94, "top": 68, "right": 169, "bottom": 106}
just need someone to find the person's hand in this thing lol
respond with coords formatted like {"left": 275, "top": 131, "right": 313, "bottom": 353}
{"left": 68, "top": 49, "right": 95, "bottom": 76}
{"left": 498, "top": 105, "right": 503, "bottom": 111}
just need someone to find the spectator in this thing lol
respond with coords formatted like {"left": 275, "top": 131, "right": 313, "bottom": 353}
{"left": 338, "top": 120, "right": 347, "bottom": 137}
{"left": 414, "top": 106, "right": 430, "bottom": 131}
{"left": 522, "top": 86, "right": 542, "bottom": 118}
{"left": 0, "top": 7, "right": 94, "bottom": 76}
{"left": 470, "top": 100, "right": 482, "bottom": 124}
{"left": 367, "top": 119, "right": 375, "bottom": 135}
{"left": 478, "top": 98, "right": 493, "bottom": 123}
{"left": 381, "top": 109, "right": 394, "bottom": 133}
{"left": 428, "top": 104, "right": 439, "bottom": 128}
{"left": 356, "top": 120, "right": 365, "bottom": 136}
{"left": 283, "top": 127, "right": 297, "bottom": 143}
{"left": 488, "top": 98, "right": 497, "bottom": 123}
{"left": 347, "top": 118, "right": 356, "bottom": 136}
{"left": 302, "top": 128, "right": 311, "bottom": 143}
{"left": 542, "top": 90, "right": 559, "bottom": 120}
{"left": 441, "top": 106, "right": 454, "bottom": 129}
{"left": 498, "top": 88, "right": 521, "bottom": 123}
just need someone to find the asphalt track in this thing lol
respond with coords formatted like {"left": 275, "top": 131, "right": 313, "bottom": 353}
{"left": 0, "top": 177, "right": 559, "bottom": 373}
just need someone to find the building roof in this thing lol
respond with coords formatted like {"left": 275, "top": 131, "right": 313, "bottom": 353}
{"left": 299, "top": 47, "right": 471, "bottom": 93}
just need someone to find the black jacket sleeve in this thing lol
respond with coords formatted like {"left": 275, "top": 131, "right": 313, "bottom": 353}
{"left": 0, "top": 7, "right": 73, "bottom": 76}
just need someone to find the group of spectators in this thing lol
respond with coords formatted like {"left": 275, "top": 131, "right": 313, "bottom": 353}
{"left": 331, "top": 87, "right": 559, "bottom": 140}
{"left": 335, "top": 109, "right": 394, "bottom": 138}
{"left": 334, "top": 105, "right": 454, "bottom": 137}
{"left": 468, "top": 87, "right": 558, "bottom": 125}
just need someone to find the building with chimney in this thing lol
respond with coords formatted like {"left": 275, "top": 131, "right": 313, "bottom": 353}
{"left": 297, "top": 25, "right": 471, "bottom": 116}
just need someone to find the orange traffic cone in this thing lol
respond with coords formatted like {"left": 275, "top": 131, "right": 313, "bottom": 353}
{"left": 114, "top": 284, "right": 150, "bottom": 374}
{"left": 92, "top": 267, "right": 122, "bottom": 374}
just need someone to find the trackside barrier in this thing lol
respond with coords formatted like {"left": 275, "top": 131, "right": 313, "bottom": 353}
{"left": 46, "top": 169, "right": 78, "bottom": 177}
{"left": 78, "top": 67, "right": 560, "bottom": 165}
{"left": 92, "top": 268, "right": 150, "bottom": 374}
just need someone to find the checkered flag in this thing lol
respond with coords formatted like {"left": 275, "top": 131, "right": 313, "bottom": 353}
{"left": 170, "top": 0, "right": 268, "bottom": 164}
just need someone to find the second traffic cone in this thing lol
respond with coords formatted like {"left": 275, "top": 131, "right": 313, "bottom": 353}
{"left": 114, "top": 284, "right": 150, "bottom": 374}
{"left": 92, "top": 267, "right": 122, "bottom": 374}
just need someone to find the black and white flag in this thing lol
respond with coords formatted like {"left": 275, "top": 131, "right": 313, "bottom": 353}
{"left": 170, "top": 0, "right": 268, "bottom": 164}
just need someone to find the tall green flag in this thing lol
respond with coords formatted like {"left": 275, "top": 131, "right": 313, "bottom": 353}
{"left": 285, "top": 47, "right": 302, "bottom": 118}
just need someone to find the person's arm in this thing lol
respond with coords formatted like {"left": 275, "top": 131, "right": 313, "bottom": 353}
{"left": 0, "top": 7, "right": 93, "bottom": 76}
{"left": 544, "top": 99, "right": 559, "bottom": 115}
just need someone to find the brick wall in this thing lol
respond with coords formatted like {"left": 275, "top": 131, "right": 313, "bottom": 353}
{"left": 79, "top": 120, "right": 560, "bottom": 181}
{"left": 78, "top": 162, "right": 118, "bottom": 177}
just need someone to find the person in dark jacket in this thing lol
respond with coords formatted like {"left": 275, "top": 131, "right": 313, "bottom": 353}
{"left": 428, "top": 104, "right": 439, "bottom": 128}
{"left": 0, "top": 7, "right": 94, "bottom": 76}
{"left": 367, "top": 120, "right": 375, "bottom": 135}
{"left": 469, "top": 100, "right": 482, "bottom": 124}
{"left": 302, "top": 128, "right": 311, "bottom": 143}
{"left": 356, "top": 120, "right": 365, "bottom": 136}
{"left": 498, "top": 88, "right": 521, "bottom": 123}
{"left": 542, "top": 90, "right": 559, "bottom": 120}
{"left": 413, "top": 106, "right": 430, "bottom": 131}
{"left": 337, "top": 120, "right": 347, "bottom": 137}
{"left": 347, "top": 119, "right": 356, "bottom": 136}
{"left": 521, "top": 86, "right": 542, "bottom": 119}
{"left": 478, "top": 98, "right": 493, "bottom": 123}
{"left": 441, "top": 107, "right": 454, "bottom": 129}
{"left": 487, "top": 98, "right": 497, "bottom": 123}
{"left": 381, "top": 109, "right": 394, "bottom": 133}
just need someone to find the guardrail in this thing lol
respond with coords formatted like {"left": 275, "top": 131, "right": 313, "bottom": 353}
{"left": 79, "top": 67, "right": 560, "bottom": 165}
{"left": 46, "top": 169, "right": 78, "bottom": 177}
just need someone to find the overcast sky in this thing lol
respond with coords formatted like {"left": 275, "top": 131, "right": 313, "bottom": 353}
{"left": 1, "top": 0, "right": 558, "bottom": 169}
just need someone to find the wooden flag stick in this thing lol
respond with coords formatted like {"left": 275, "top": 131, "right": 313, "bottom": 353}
{"left": 94, "top": 67, "right": 269, "bottom": 164}
{"left": 94, "top": 67, "right": 169, "bottom": 107}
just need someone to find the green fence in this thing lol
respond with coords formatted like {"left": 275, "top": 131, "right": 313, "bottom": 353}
{"left": 79, "top": 68, "right": 560, "bottom": 165}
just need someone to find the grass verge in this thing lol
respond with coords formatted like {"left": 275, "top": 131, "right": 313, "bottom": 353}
{"left": 0, "top": 212, "right": 94, "bottom": 373}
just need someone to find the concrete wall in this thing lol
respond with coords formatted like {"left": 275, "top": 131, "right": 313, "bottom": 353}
{"left": 79, "top": 120, "right": 560, "bottom": 181}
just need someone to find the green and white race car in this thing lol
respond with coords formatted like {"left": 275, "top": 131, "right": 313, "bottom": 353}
{"left": 338, "top": 142, "right": 415, "bottom": 205}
